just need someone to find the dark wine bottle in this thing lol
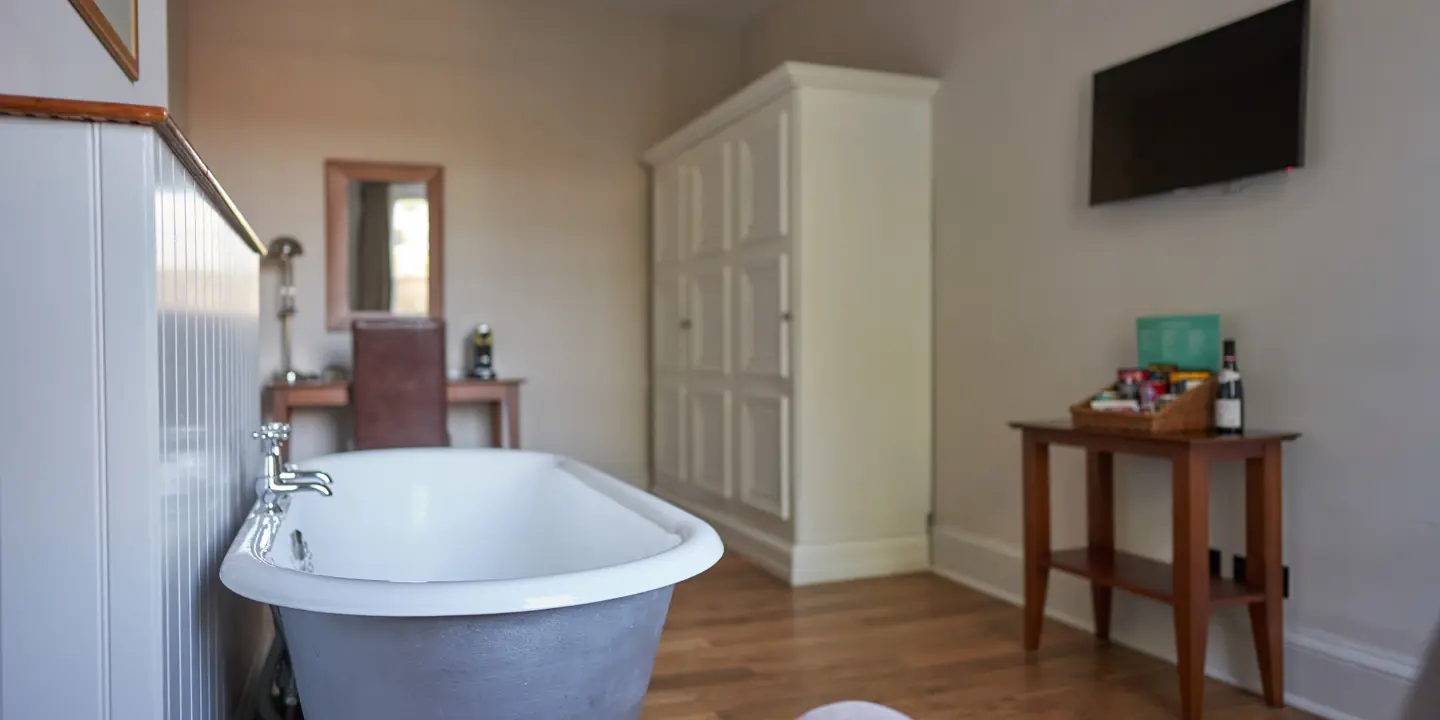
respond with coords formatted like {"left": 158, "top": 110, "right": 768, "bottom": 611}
{"left": 1216, "top": 338, "right": 1244, "bottom": 436}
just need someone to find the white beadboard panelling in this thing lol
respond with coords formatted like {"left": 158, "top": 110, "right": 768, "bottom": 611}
{"left": 0, "top": 117, "right": 108, "bottom": 720}
{"left": 0, "top": 114, "right": 261, "bottom": 720}
{"left": 154, "top": 134, "right": 262, "bottom": 720}
{"left": 98, "top": 124, "right": 166, "bottom": 720}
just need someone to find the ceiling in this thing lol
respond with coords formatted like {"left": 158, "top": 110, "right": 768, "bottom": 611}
{"left": 572, "top": 0, "right": 782, "bottom": 27}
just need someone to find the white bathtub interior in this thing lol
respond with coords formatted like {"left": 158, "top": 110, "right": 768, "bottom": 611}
{"left": 278, "top": 449, "right": 682, "bottom": 582}
{"left": 223, "top": 447, "right": 722, "bottom": 617}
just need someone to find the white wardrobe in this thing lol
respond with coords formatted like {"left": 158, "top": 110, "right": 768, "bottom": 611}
{"left": 644, "top": 63, "right": 937, "bottom": 585}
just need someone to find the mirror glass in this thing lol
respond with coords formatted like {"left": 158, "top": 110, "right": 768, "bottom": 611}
{"left": 347, "top": 180, "right": 431, "bottom": 315}
{"left": 325, "top": 160, "right": 443, "bottom": 331}
{"left": 94, "top": 0, "right": 137, "bottom": 52}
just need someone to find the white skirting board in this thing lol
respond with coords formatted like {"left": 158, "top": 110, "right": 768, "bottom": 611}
{"left": 659, "top": 492, "right": 929, "bottom": 585}
{"left": 930, "top": 525, "right": 1418, "bottom": 720}
{"left": 791, "top": 537, "right": 932, "bottom": 586}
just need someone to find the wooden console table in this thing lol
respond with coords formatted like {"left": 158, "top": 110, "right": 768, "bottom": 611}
{"left": 1009, "top": 420, "right": 1299, "bottom": 720}
{"left": 267, "top": 379, "right": 524, "bottom": 448}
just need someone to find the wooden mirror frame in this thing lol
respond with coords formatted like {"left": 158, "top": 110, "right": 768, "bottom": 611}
{"left": 70, "top": 0, "right": 140, "bottom": 81}
{"left": 324, "top": 160, "right": 445, "bottom": 331}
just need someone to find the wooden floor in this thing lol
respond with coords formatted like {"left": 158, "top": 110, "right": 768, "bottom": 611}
{"left": 643, "top": 556, "right": 1317, "bottom": 720}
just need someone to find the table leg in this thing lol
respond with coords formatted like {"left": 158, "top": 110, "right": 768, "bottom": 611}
{"left": 1247, "top": 443, "right": 1286, "bottom": 707}
{"left": 488, "top": 402, "right": 505, "bottom": 448}
{"left": 1173, "top": 449, "right": 1211, "bottom": 720}
{"left": 505, "top": 386, "right": 521, "bottom": 449}
{"left": 1022, "top": 432, "right": 1051, "bottom": 651}
{"left": 1087, "top": 451, "right": 1115, "bottom": 641}
{"left": 271, "top": 389, "right": 292, "bottom": 425}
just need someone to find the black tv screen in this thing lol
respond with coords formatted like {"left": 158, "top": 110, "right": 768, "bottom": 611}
{"left": 1089, "top": 0, "right": 1310, "bottom": 205}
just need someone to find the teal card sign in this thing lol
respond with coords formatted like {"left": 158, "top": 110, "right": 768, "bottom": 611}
{"left": 1136, "top": 315, "right": 1221, "bottom": 373}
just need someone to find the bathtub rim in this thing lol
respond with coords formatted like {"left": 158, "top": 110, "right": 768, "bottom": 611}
{"left": 219, "top": 449, "right": 723, "bottom": 617}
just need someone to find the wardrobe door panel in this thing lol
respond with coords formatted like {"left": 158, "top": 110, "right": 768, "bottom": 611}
{"left": 738, "top": 249, "right": 789, "bottom": 381}
{"left": 688, "top": 388, "right": 732, "bottom": 500}
{"left": 736, "top": 97, "right": 791, "bottom": 246}
{"left": 738, "top": 392, "right": 790, "bottom": 520}
{"left": 685, "top": 141, "right": 731, "bottom": 260}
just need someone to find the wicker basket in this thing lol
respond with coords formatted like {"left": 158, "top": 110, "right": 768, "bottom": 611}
{"left": 1070, "top": 380, "right": 1215, "bottom": 433}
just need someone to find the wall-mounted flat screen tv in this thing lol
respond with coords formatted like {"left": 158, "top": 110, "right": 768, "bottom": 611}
{"left": 1089, "top": 0, "right": 1310, "bottom": 205}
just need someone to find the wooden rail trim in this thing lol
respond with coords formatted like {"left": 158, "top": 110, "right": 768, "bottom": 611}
{"left": 0, "top": 94, "right": 264, "bottom": 255}
{"left": 0, "top": 94, "right": 164, "bottom": 124}
{"left": 155, "top": 118, "right": 264, "bottom": 254}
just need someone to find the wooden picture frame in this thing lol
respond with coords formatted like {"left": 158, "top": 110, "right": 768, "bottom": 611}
{"left": 324, "top": 160, "right": 446, "bottom": 332}
{"left": 70, "top": 0, "right": 140, "bottom": 81}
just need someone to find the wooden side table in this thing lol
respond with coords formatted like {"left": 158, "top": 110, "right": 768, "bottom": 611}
{"left": 1008, "top": 420, "right": 1300, "bottom": 720}
{"left": 267, "top": 378, "right": 524, "bottom": 449}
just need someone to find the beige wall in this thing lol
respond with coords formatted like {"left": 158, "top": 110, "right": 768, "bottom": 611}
{"left": 745, "top": 1, "right": 1435, "bottom": 717}
{"left": 167, "top": 0, "right": 188, "bottom": 127}
{"left": 186, "top": 0, "right": 743, "bottom": 478}
{"left": 0, "top": 0, "right": 167, "bottom": 104}
{"left": 743, "top": 0, "right": 960, "bottom": 80}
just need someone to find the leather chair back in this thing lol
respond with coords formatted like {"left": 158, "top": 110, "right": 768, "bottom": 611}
{"left": 352, "top": 318, "right": 448, "bottom": 450}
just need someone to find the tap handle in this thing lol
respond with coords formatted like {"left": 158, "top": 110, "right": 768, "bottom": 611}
{"left": 254, "top": 422, "right": 291, "bottom": 455}
{"left": 255, "top": 422, "right": 291, "bottom": 440}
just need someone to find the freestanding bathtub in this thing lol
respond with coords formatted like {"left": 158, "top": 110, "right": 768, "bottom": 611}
{"left": 220, "top": 448, "right": 723, "bottom": 720}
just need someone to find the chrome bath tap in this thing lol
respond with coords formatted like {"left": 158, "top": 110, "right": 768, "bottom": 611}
{"left": 254, "top": 423, "right": 333, "bottom": 508}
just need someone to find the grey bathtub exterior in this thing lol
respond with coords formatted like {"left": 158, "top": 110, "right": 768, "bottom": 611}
{"left": 280, "top": 586, "right": 674, "bottom": 720}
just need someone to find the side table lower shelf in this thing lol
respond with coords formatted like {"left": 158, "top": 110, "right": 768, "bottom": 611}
{"left": 1047, "top": 548, "right": 1265, "bottom": 607}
